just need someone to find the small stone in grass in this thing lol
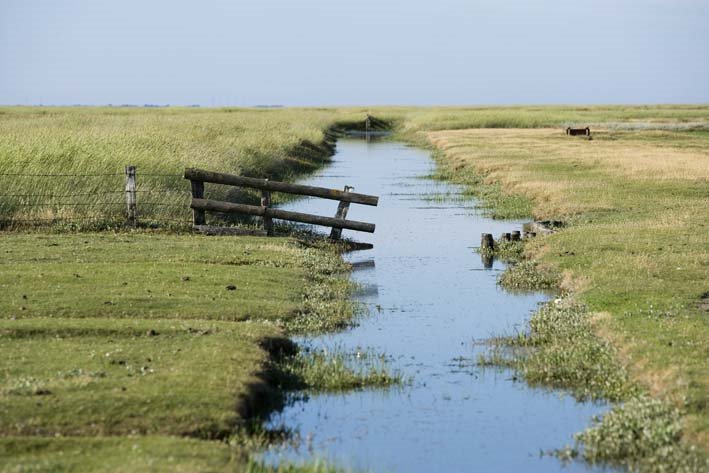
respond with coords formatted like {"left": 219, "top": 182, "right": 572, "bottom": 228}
{"left": 146, "top": 329, "right": 159, "bottom": 337}
{"left": 181, "top": 276, "right": 190, "bottom": 282}
{"left": 226, "top": 285, "right": 237, "bottom": 291}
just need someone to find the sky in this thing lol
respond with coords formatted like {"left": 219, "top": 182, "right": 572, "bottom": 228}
{"left": 1, "top": 0, "right": 708, "bottom": 106}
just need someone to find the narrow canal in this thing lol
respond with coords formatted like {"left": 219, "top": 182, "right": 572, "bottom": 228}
{"left": 266, "top": 138, "right": 608, "bottom": 472}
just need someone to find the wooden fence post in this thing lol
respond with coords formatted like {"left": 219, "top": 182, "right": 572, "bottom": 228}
{"left": 511, "top": 230, "right": 521, "bottom": 241}
{"left": 481, "top": 233, "right": 494, "bottom": 251}
{"left": 261, "top": 179, "right": 273, "bottom": 236}
{"left": 125, "top": 165, "right": 137, "bottom": 226}
{"left": 329, "top": 186, "right": 354, "bottom": 240}
{"left": 190, "top": 179, "right": 205, "bottom": 225}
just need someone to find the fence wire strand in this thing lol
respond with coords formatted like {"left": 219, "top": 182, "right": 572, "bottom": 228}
{"left": 0, "top": 169, "right": 191, "bottom": 227}
{"left": 0, "top": 190, "right": 189, "bottom": 198}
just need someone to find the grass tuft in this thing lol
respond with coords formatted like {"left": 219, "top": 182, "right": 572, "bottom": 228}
{"left": 479, "top": 299, "right": 636, "bottom": 401}
{"left": 478, "top": 239, "right": 525, "bottom": 262}
{"left": 562, "top": 396, "right": 709, "bottom": 473}
{"left": 497, "top": 260, "right": 560, "bottom": 291}
{"left": 276, "top": 347, "right": 403, "bottom": 393}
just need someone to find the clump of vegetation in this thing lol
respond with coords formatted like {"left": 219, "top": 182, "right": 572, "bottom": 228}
{"left": 497, "top": 260, "right": 560, "bottom": 291}
{"left": 519, "top": 301, "right": 635, "bottom": 401}
{"left": 244, "top": 458, "right": 353, "bottom": 473}
{"left": 477, "top": 239, "right": 524, "bottom": 262}
{"left": 480, "top": 300, "right": 635, "bottom": 401}
{"left": 562, "top": 396, "right": 708, "bottom": 473}
{"left": 277, "top": 347, "right": 403, "bottom": 393}
{"left": 284, "top": 246, "right": 357, "bottom": 334}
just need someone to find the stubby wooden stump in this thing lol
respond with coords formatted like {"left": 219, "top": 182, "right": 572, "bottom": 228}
{"left": 511, "top": 231, "right": 521, "bottom": 241}
{"left": 481, "top": 233, "right": 494, "bottom": 251}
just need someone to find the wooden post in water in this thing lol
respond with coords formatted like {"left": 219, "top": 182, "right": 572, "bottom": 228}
{"left": 261, "top": 179, "right": 273, "bottom": 236}
{"left": 500, "top": 232, "right": 511, "bottom": 242}
{"left": 511, "top": 231, "right": 521, "bottom": 241}
{"left": 190, "top": 179, "right": 206, "bottom": 226}
{"left": 125, "top": 165, "right": 137, "bottom": 227}
{"left": 330, "top": 186, "right": 354, "bottom": 240}
{"left": 481, "top": 233, "right": 494, "bottom": 251}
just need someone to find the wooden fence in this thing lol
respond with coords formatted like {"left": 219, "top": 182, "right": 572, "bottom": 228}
{"left": 184, "top": 168, "right": 378, "bottom": 239}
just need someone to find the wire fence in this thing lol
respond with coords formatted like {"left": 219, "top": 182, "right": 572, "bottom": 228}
{"left": 0, "top": 169, "right": 197, "bottom": 229}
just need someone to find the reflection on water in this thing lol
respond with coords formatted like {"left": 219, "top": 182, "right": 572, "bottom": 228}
{"left": 264, "top": 139, "right": 609, "bottom": 473}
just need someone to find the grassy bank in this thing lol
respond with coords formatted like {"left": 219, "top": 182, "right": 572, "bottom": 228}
{"left": 425, "top": 126, "right": 708, "bottom": 467}
{"left": 0, "top": 231, "right": 393, "bottom": 471}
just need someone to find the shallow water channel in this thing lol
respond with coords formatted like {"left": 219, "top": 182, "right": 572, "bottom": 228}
{"left": 265, "top": 138, "right": 609, "bottom": 472}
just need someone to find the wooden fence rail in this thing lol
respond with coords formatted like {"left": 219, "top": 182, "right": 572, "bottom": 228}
{"left": 184, "top": 168, "right": 378, "bottom": 206}
{"left": 184, "top": 168, "right": 378, "bottom": 239}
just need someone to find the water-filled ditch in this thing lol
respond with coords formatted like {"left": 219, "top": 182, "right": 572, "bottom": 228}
{"left": 264, "top": 138, "right": 609, "bottom": 472}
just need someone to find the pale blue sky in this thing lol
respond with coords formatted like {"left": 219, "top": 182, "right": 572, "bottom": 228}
{"left": 1, "top": 0, "right": 708, "bottom": 106}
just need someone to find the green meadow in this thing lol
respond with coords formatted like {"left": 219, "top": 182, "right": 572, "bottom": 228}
{"left": 1, "top": 105, "right": 707, "bottom": 471}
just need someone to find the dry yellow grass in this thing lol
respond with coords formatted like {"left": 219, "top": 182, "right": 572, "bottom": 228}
{"left": 428, "top": 128, "right": 709, "bottom": 218}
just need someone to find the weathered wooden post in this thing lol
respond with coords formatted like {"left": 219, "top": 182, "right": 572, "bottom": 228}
{"left": 481, "top": 233, "right": 494, "bottom": 251}
{"left": 511, "top": 230, "right": 521, "bottom": 241}
{"left": 500, "top": 232, "right": 511, "bottom": 242}
{"left": 190, "top": 179, "right": 206, "bottom": 226}
{"left": 330, "top": 185, "right": 354, "bottom": 240}
{"left": 125, "top": 165, "right": 137, "bottom": 227}
{"left": 261, "top": 179, "right": 273, "bottom": 236}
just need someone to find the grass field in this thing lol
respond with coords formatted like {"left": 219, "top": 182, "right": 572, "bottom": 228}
{"left": 1, "top": 105, "right": 708, "bottom": 471}
{"left": 426, "top": 126, "right": 709, "bottom": 463}
{"left": 0, "top": 107, "right": 374, "bottom": 226}
{"left": 2, "top": 104, "right": 705, "bottom": 225}
{"left": 0, "top": 232, "right": 378, "bottom": 471}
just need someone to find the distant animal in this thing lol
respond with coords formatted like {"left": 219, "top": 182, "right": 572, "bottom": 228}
{"left": 566, "top": 127, "right": 591, "bottom": 136}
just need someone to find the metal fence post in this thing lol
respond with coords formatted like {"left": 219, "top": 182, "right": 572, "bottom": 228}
{"left": 125, "top": 165, "right": 137, "bottom": 226}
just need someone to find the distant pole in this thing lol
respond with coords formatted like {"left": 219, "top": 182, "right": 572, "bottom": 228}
{"left": 125, "top": 165, "right": 137, "bottom": 227}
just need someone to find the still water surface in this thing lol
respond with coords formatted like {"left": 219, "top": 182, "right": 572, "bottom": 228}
{"left": 265, "top": 139, "right": 609, "bottom": 473}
